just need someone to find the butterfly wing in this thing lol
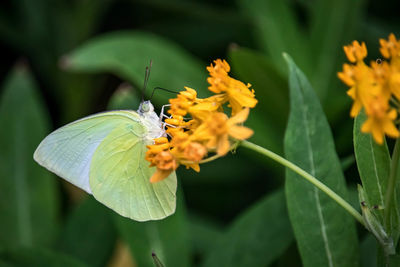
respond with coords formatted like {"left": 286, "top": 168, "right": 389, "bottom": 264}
{"left": 34, "top": 110, "right": 177, "bottom": 220}
{"left": 89, "top": 122, "right": 177, "bottom": 221}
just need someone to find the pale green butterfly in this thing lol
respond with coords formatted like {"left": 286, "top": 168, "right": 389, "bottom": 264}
{"left": 34, "top": 79, "right": 177, "bottom": 221}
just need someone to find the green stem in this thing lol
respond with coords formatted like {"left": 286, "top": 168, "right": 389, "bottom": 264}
{"left": 241, "top": 140, "right": 365, "bottom": 226}
{"left": 384, "top": 138, "right": 400, "bottom": 228}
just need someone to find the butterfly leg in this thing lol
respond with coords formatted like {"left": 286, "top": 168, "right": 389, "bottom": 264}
{"left": 159, "top": 104, "right": 171, "bottom": 123}
{"left": 162, "top": 121, "right": 177, "bottom": 130}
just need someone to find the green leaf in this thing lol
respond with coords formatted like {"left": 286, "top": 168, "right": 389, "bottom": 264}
{"left": 63, "top": 31, "right": 208, "bottom": 106}
{"left": 114, "top": 188, "right": 189, "bottom": 267}
{"left": 201, "top": 190, "right": 293, "bottom": 267}
{"left": 354, "top": 111, "right": 400, "bottom": 246}
{"left": 348, "top": 185, "right": 361, "bottom": 213}
{"left": 283, "top": 53, "right": 359, "bottom": 267}
{"left": 354, "top": 111, "right": 389, "bottom": 217}
{"left": 393, "top": 141, "right": 400, "bottom": 249}
{"left": 237, "top": 0, "right": 310, "bottom": 75}
{"left": 107, "top": 84, "right": 141, "bottom": 111}
{"left": 358, "top": 185, "right": 394, "bottom": 255}
{"left": 0, "top": 65, "right": 59, "bottom": 248}
{"left": 0, "top": 247, "right": 87, "bottom": 267}
{"left": 57, "top": 197, "right": 116, "bottom": 267}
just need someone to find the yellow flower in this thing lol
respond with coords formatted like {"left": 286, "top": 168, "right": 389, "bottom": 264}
{"left": 343, "top": 41, "right": 367, "bottom": 63}
{"left": 207, "top": 59, "right": 258, "bottom": 115}
{"left": 337, "top": 63, "right": 356, "bottom": 87}
{"left": 379, "top": 33, "right": 400, "bottom": 59}
{"left": 338, "top": 61, "right": 379, "bottom": 117}
{"left": 339, "top": 34, "right": 400, "bottom": 144}
{"left": 171, "top": 142, "right": 208, "bottom": 172}
{"left": 188, "top": 95, "right": 225, "bottom": 121}
{"left": 146, "top": 59, "right": 257, "bottom": 182}
{"left": 168, "top": 87, "right": 198, "bottom": 116}
{"left": 164, "top": 116, "right": 192, "bottom": 149}
{"left": 150, "top": 151, "right": 178, "bottom": 183}
{"left": 165, "top": 115, "right": 186, "bottom": 128}
{"left": 371, "top": 60, "right": 400, "bottom": 101}
{"left": 389, "top": 71, "right": 400, "bottom": 101}
{"left": 361, "top": 97, "right": 399, "bottom": 144}
{"left": 371, "top": 61, "right": 390, "bottom": 89}
{"left": 169, "top": 129, "right": 190, "bottom": 149}
{"left": 145, "top": 137, "right": 170, "bottom": 165}
{"left": 183, "top": 142, "right": 207, "bottom": 163}
{"left": 145, "top": 137, "right": 178, "bottom": 183}
{"left": 193, "top": 108, "right": 253, "bottom": 155}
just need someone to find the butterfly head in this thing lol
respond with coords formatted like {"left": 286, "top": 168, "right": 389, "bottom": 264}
{"left": 138, "top": 100, "right": 154, "bottom": 114}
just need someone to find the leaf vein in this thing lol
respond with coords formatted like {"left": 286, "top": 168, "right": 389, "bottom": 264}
{"left": 369, "top": 137, "right": 384, "bottom": 206}
{"left": 297, "top": 69, "right": 334, "bottom": 267}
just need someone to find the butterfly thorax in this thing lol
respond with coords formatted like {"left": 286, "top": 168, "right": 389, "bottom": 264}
{"left": 138, "top": 100, "right": 166, "bottom": 140}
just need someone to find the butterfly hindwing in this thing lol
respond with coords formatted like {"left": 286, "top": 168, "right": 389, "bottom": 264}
{"left": 89, "top": 123, "right": 177, "bottom": 221}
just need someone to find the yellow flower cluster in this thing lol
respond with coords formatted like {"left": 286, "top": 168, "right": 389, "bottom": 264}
{"left": 338, "top": 33, "right": 400, "bottom": 144}
{"left": 146, "top": 59, "right": 258, "bottom": 182}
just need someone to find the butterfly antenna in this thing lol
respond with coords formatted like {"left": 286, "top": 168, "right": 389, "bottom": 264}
{"left": 151, "top": 252, "right": 165, "bottom": 267}
{"left": 150, "top": 87, "right": 179, "bottom": 101}
{"left": 141, "top": 60, "right": 153, "bottom": 102}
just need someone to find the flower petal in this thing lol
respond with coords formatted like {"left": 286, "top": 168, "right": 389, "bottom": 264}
{"left": 228, "top": 125, "right": 253, "bottom": 140}
{"left": 150, "top": 169, "right": 174, "bottom": 183}
{"left": 350, "top": 100, "right": 362, "bottom": 117}
{"left": 371, "top": 126, "right": 384, "bottom": 144}
{"left": 216, "top": 135, "right": 230, "bottom": 156}
{"left": 383, "top": 120, "right": 400, "bottom": 138}
{"left": 228, "top": 108, "right": 250, "bottom": 125}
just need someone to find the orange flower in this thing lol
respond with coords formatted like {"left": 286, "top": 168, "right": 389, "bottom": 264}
{"left": 389, "top": 71, "right": 400, "bottom": 101}
{"left": 165, "top": 115, "right": 186, "bottom": 128}
{"left": 361, "top": 98, "right": 399, "bottom": 144}
{"left": 193, "top": 108, "right": 253, "bottom": 155}
{"left": 145, "top": 137, "right": 178, "bottom": 183}
{"left": 183, "top": 142, "right": 207, "bottom": 162}
{"left": 337, "top": 63, "right": 356, "bottom": 87}
{"left": 146, "top": 59, "right": 257, "bottom": 182}
{"left": 145, "top": 137, "right": 170, "bottom": 165}
{"left": 339, "top": 34, "right": 400, "bottom": 144}
{"left": 169, "top": 130, "right": 190, "bottom": 149}
{"left": 168, "top": 87, "right": 198, "bottom": 116}
{"left": 188, "top": 98, "right": 223, "bottom": 121}
{"left": 338, "top": 61, "right": 379, "bottom": 117}
{"left": 150, "top": 151, "right": 178, "bottom": 183}
{"left": 174, "top": 142, "right": 208, "bottom": 172}
{"left": 379, "top": 33, "right": 400, "bottom": 59}
{"left": 371, "top": 60, "right": 391, "bottom": 98}
{"left": 343, "top": 41, "right": 367, "bottom": 63}
{"left": 207, "top": 59, "right": 258, "bottom": 115}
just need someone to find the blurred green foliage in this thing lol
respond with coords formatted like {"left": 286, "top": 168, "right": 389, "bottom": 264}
{"left": 0, "top": 0, "right": 399, "bottom": 266}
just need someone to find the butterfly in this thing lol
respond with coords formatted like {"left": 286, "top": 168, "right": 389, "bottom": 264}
{"left": 34, "top": 63, "right": 177, "bottom": 222}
